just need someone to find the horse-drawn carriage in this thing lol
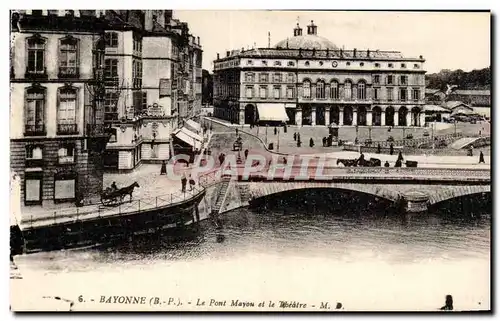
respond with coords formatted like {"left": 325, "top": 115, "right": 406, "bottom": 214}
{"left": 100, "top": 182, "right": 140, "bottom": 206}
{"left": 233, "top": 137, "right": 243, "bottom": 151}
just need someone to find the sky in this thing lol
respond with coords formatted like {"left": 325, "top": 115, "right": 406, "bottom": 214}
{"left": 174, "top": 10, "right": 491, "bottom": 74}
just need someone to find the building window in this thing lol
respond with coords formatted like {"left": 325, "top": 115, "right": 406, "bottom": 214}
{"left": 288, "top": 61, "right": 295, "bottom": 67}
{"left": 104, "top": 59, "right": 119, "bottom": 86}
{"left": 388, "top": 63, "right": 394, "bottom": 68}
{"left": 360, "top": 62, "right": 364, "bottom": 67}
{"left": 105, "top": 32, "right": 118, "bottom": 48}
{"left": 401, "top": 63, "right": 406, "bottom": 68}
{"left": 142, "top": 92, "right": 148, "bottom": 112}
{"left": 413, "top": 64, "right": 420, "bottom": 69}
{"left": 58, "top": 36, "right": 78, "bottom": 77}
{"left": 287, "top": 73, "right": 295, "bottom": 83}
{"left": 26, "top": 145, "right": 43, "bottom": 160}
{"left": 259, "top": 86, "right": 267, "bottom": 99}
{"left": 399, "top": 88, "right": 407, "bottom": 101}
{"left": 25, "top": 172, "right": 43, "bottom": 205}
{"left": 316, "top": 80, "right": 325, "bottom": 99}
{"left": 262, "top": 60, "right": 267, "bottom": 66}
{"left": 387, "top": 87, "right": 393, "bottom": 101}
{"left": 273, "top": 73, "right": 282, "bottom": 82}
{"left": 104, "top": 92, "right": 118, "bottom": 120}
{"left": 132, "top": 60, "right": 142, "bottom": 89}
{"left": 274, "top": 61, "right": 282, "bottom": 66}
{"left": 412, "top": 88, "right": 420, "bottom": 101}
{"left": 330, "top": 81, "right": 339, "bottom": 99}
{"left": 319, "top": 61, "right": 324, "bottom": 66}
{"left": 274, "top": 86, "right": 281, "bottom": 99}
{"left": 357, "top": 82, "right": 366, "bottom": 100}
{"left": 305, "top": 61, "right": 310, "bottom": 67}
{"left": 400, "top": 75, "right": 408, "bottom": 85}
{"left": 303, "top": 80, "right": 311, "bottom": 99}
{"left": 133, "top": 37, "right": 142, "bottom": 53}
{"left": 387, "top": 75, "right": 394, "bottom": 85}
{"left": 25, "top": 87, "right": 46, "bottom": 135}
{"left": 57, "top": 87, "right": 78, "bottom": 134}
{"left": 375, "top": 63, "right": 380, "bottom": 68}
{"left": 286, "top": 86, "right": 294, "bottom": 99}
{"left": 373, "top": 88, "right": 379, "bottom": 100}
{"left": 247, "top": 60, "right": 253, "bottom": 66}
{"left": 54, "top": 172, "right": 76, "bottom": 202}
{"left": 58, "top": 143, "right": 75, "bottom": 164}
{"left": 346, "top": 62, "right": 351, "bottom": 66}
{"left": 26, "top": 36, "right": 46, "bottom": 75}
{"left": 246, "top": 86, "right": 254, "bottom": 98}
{"left": 374, "top": 75, "right": 380, "bottom": 84}
{"left": 259, "top": 73, "right": 268, "bottom": 83}
{"left": 344, "top": 81, "right": 352, "bottom": 100}
{"left": 245, "top": 72, "right": 255, "bottom": 82}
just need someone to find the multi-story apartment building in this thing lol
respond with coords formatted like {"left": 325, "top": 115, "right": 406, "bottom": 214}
{"left": 100, "top": 10, "right": 203, "bottom": 172}
{"left": 213, "top": 21, "right": 427, "bottom": 127}
{"left": 10, "top": 10, "right": 109, "bottom": 208}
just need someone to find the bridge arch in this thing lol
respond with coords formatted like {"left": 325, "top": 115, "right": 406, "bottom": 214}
{"left": 427, "top": 185, "right": 491, "bottom": 206}
{"left": 247, "top": 182, "right": 402, "bottom": 203}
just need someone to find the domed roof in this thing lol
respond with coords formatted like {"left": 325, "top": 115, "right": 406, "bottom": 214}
{"left": 274, "top": 34, "right": 338, "bottom": 50}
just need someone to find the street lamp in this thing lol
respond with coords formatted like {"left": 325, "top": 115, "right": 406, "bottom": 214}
{"left": 277, "top": 127, "right": 280, "bottom": 152}
{"left": 265, "top": 125, "right": 268, "bottom": 145}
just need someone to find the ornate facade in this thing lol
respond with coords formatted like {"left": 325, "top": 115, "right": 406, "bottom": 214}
{"left": 213, "top": 21, "right": 427, "bottom": 127}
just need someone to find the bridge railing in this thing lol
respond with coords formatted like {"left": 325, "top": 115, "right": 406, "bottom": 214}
{"left": 22, "top": 185, "right": 206, "bottom": 229}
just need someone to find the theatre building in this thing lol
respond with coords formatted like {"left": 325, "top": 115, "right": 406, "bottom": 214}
{"left": 213, "top": 21, "right": 427, "bottom": 127}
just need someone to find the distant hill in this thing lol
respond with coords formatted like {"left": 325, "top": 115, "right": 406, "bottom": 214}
{"left": 425, "top": 67, "right": 491, "bottom": 91}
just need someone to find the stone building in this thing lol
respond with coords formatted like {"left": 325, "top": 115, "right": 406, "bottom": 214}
{"left": 100, "top": 10, "right": 203, "bottom": 171}
{"left": 10, "top": 10, "right": 109, "bottom": 207}
{"left": 213, "top": 21, "right": 427, "bottom": 127}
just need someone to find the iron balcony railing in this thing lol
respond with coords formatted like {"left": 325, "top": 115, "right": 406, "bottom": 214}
{"left": 57, "top": 123, "right": 78, "bottom": 135}
{"left": 24, "top": 124, "right": 46, "bottom": 136}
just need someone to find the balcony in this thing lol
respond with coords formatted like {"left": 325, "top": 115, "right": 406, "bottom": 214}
{"left": 25, "top": 67, "right": 48, "bottom": 80}
{"left": 57, "top": 123, "right": 78, "bottom": 135}
{"left": 58, "top": 155, "right": 75, "bottom": 165}
{"left": 24, "top": 124, "right": 46, "bottom": 136}
{"left": 58, "top": 67, "right": 80, "bottom": 79}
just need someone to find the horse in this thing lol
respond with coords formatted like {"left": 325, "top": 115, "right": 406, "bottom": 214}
{"left": 336, "top": 159, "right": 358, "bottom": 167}
{"left": 117, "top": 181, "right": 140, "bottom": 203}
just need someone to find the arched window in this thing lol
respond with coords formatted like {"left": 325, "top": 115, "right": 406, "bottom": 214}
{"left": 357, "top": 81, "right": 366, "bottom": 100}
{"left": 303, "top": 80, "right": 311, "bottom": 98}
{"left": 344, "top": 81, "right": 352, "bottom": 100}
{"left": 57, "top": 87, "right": 78, "bottom": 134}
{"left": 316, "top": 80, "right": 325, "bottom": 99}
{"left": 59, "top": 36, "right": 79, "bottom": 77}
{"left": 26, "top": 35, "right": 46, "bottom": 75}
{"left": 305, "top": 61, "right": 310, "bottom": 67}
{"left": 330, "top": 81, "right": 339, "bottom": 100}
{"left": 25, "top": 86, "right": 46, "bottom": 135}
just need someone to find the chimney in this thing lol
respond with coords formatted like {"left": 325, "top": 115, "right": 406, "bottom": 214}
{"left": 299, "top": 48, "right": 302, "bottom": 56}
{"left": 367, "top": 49, "right": 370, "bottom": 57}
{"left": 312, "top": 48, "right": 316, "bottom": 56}
{"left": 353, "top": 48, "right": 357, "bottom": 57}
{"left": 340, "top": 48, "right": 343, "bottom": 57}
{"left": 419, "top": 55, "right": 423, "bottom": 59}
{"left": 326, "top": 48, "right": 329, "bottom": 56}
{"left": 226, "top": 51, "right": 230, "bottom": 57}
{"left": 197, "top": 36, "right": 200, "bottom": 45}
{"left": 217, "top": 53, "right": 220, "bottom": 59}
{"left": 241, "top": 47, "right": 244, "bottom": 52}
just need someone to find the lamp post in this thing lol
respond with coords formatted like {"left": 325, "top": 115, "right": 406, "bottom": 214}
{"left": 265, "top": 124, "right": 268, "bottom": 145}
{"left": 277, "top": 127, "right": 280, "bottom": 152}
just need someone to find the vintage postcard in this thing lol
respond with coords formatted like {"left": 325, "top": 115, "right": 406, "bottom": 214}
{"left": 9, "top": 9, "right": 491, "bottom": 312}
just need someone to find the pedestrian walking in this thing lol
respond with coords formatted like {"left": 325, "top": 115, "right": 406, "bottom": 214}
{"left": 322, "top": 137, "right": 327, "bottom": 147}
{"left": 309, "top": 138, "right": 314, "bottom": 147}
{"left": 389, "top": 143, "right": 394, "bottom": 155}
{"left": 297, "top": 133, "right": 301, "bottom": 142}
{"left": 283, "top": 124, "right": 287, "bottom": 133}
{"left": 189, "top": 175, "right": 196, "bottom": 191}
{"left": 297, "top": 139, "right": 302, "bottom": 147}
{"left": 274, "top": 127, "right": 277, "bottom": 135}
{"left": 181, "top": 173, "right": 187, "bottom": 193}
{"left": 244, "top": 149, "right": 249, "bottom": 159}
{"left": 397, "top": 151, "right": 404, "bottom": 163}
{"left": 377, "top": 143, "right": 381, "bottom": 154}
{"left": 293, "top": 132, "right": 297, "bottom": 141}
{"left": 160, "top": 160, "right": 167, "bottom": 175}
{"left": 468, "top": 145, "right": 474, "bottom": 157}
{"left": 479, "top": 151, "right": 485, "bottom": 164}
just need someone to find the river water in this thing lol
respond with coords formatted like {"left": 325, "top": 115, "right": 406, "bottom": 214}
{"left": 11, "top": 190, "right": 491, "bottom": 312}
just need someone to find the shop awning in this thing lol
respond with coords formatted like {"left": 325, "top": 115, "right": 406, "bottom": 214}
{"left": 257, "top": 103, "right": 289, "bottom": 122}
{"left": 172, "top": 127, "right": 202, "bottom": 149}
{"left": 185, "top": 119, "right": 202, "bottom": 133}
